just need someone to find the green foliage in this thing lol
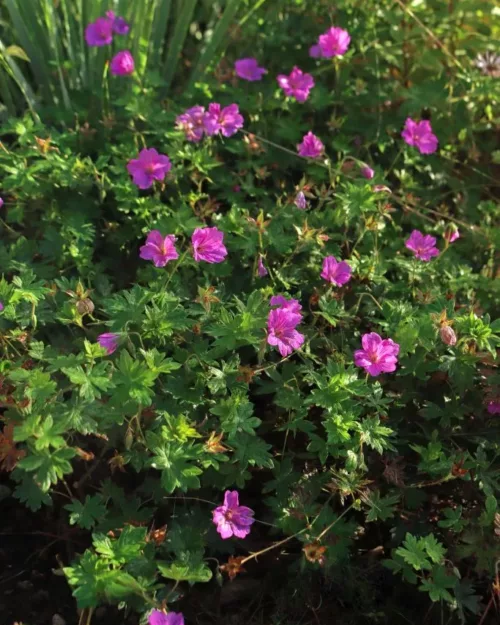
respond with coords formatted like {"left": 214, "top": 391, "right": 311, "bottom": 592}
{"left": 0, "top": 0, "right": 499, "bottom": 623}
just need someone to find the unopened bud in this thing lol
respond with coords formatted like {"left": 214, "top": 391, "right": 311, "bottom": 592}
{"left": 440, "top": 325, "right": 457, "bottom": 346}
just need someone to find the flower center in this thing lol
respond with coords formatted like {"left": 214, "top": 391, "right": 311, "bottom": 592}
{"left": 368, "top": 350, "right": 380, "bottom": 364}
{"left": 224, "top": 509, "right": 234, "bottom": 521}
{"left": 144, "top": 163, "right": 156, "bottom": 174}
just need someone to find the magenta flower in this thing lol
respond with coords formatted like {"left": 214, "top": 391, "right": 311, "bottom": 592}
{"left": 267, "top": 308, "right": 305, "bottom": 357}
{"left": 127, "top": 148, "right": 172, "bottom": 189}
{"left": 257, "top": 256, "right": 268, "bottom": 277}
{"left": 139, "top": 231, "right": 178, "bottom": 267}
{"left": 277, "top": 67, "right": 315, "bottom": 103}
{"left": 176, "top": 106, "right": 206, "bottom": 143}
{"left": 192, "top": 227, "right": 228, "bottom": 263}
{"left": 213, "top": 490, "right": 255, "bottom": 539}
{"left": 85, "top": 17, "right": 113, "bottom": 46}
{"left": 321, "top": 256, "right": 352, "bottom": 286}
{"left": 360, "top": 165, "right": 374, "bottom": 180}
{"left": 487, "top": 400, "right": 500, "bottom": 415}
{"left": 204, "top": 103, "right": 244, "bottom": 138}
{"left": 149, "top": 611, "right": 184, "bottom": 625}
{"left": 311, "top": 27, "right": 351, "bottom": 58}
{"left": 235, "top": 58, "right": 267, "bottom": 81}
{"left": 401, "top": 118, "right": 438, "bottom": 154}
{"left": 295, "top": 191, "right": 307, "bottom": 209}
{"left": 270, "top": 295, "right": 302, "bottom": 314}
{"left": 444, "top": 226, "right": 460, "bottom": 244}
{"left": 106, "top": 11, "right": 130, "bottom": 35}
{"left": 98, "top": 333, "right": 120, "bottom": 355}
{"left": 354, "top": 332, "right": 400, "bottom": 377}
{"left": 405, "top": 230, "right": 440, "bottom": 261}
{"left": 297, "top": 132, "right": 324, "bottom": 159}
{"left": 0, "top": 197, "right": 3, "bottom": 208}
{"left": 0, "top": 301, "right": 4, "bottom": 312}
{"left": 110, "top": 50, "right": 134, "bottom": 76}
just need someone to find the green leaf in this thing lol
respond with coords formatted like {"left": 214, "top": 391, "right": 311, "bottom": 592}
{"left": 62, "top": 362, "right": 114, "bottom": 401}
{"left": 65, "top": 495, "right": 106, "bottom": 530}
{"left": 395, "top": 533, "right": 432, "bottom": 571}
{"left": 422, "top": 534, "right": 446, "bottom": 564}
{"left": 419, "top": 565, "right": 457, "bottom": 603}
{"left": 365, "top": 491, "right": 400, "bottom": 522}
{"left": 114, "top": 350, "right": 158, "bottom": 406}
{"left": 157, "top": 560, "right": 212, "bottom": 583}
{"left": 93, "top": 526, "right": 147, "bottom": 564}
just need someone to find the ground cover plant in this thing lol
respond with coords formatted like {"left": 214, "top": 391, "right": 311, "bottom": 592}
{"left": 0, "top": 1, "right": 500, "bottom": 624}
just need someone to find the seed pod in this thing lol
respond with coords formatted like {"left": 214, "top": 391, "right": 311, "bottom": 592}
{"left": 76, "top": 298, "right": 95, "bottom": 315}
{"left": 440, "top": 325, "right": 457, "bottom": 346}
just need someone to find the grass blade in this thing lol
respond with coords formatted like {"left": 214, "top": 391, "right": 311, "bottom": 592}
{"left": 163, "top": 0, "right": 198, "bottom": 92}
{"left": 188, "top": 0, "right": 243, "bottom": 89}
{"left": 150, "top": 0, "right": 173, "bottom": 70}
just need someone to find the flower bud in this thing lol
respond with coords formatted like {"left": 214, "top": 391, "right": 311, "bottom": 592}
{"left": 440, "top": 325, "right": 457, "bottom": 346}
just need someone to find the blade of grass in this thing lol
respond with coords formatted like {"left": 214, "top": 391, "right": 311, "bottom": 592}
{"left": 188, "top": 0, "right": 243, "bottom": 89}
{"left": 4, "top": 0, "right": 54, "bottom": 103}
{"left": 150, "top": 0, "right": 172, "bottom": 70}
{"left": 163, "top": 0, "right": 198, "bottom": 92}
{"left": 0, "top": 38, "right": 38, "bottom": 118}
{"left": 43, "top": 0, "right": 71, "bottom": 109}
{"left": 0, "top": 64, "right": 17, "bottom": 116}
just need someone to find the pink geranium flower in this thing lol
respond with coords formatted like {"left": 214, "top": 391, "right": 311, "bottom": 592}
{"left": 191, "top": 227, "right": 228, "bottom": 263}
{"left": 310, "top": 27, "right": 351, "bottom": 58}
{"left": 98, "top": 333, "right": 120, "bottom": 355}
{"left": 127, "top": 148, "right": 172, "bottom": 189}
{"left": 85, "top": 17, "right": 114, "bottom": 46}
{"left": 110, "top": 50, "right": 135, "bottom": 75}
{"left": 401, "top": 118, "right": 438, "bottom": 154}
{"left": 176, "top": 106, "right": 206, "bottom": 143}
{"left": 139, "top": 231, "right": 178, "bottom": 267}
{"left": 321, "top": 256, "right": 352, "bottom": 286}
{"left": 213, "top": 490, "right": 255, "bottom": 539}
{"left": 405, "top": 230, "right": 440, "bottom": 261}
{"left": 204, "top": 103, "right": 244, "bottom": 137}
{"left": 149, "top": 611, "right": 184, "bottom": 625}
{"left": 235, "top": 58, "right": 267, "bottom": 81}
{"left": 277, "top": 67, "right": 315, "bottom": 102}
{"left": 267, "top": 308, "right": 305, "bottom": 356}
{"left": 354, "top": 332, "right": 400, "bottom": 377}
{"left": 106, "top": 11, "right": 130, "bottom": 35}
{"left": 297, "top": 132, "right": 324, "bottom": 159}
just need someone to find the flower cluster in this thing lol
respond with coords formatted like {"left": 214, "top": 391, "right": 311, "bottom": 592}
{"left": 85, "top": 11, "right": 134, "bottom": 76}
{"left": 86, "top": 11, "right": 130, "bottom": 45}
{"left": 267, "top": 295, "right": 305, "bottom": 357}
{"left": 176, "top": 103, "right": 244, "bottom": 142}
{"left": 138, "top": 227, "right": 227, "bottom": 268}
